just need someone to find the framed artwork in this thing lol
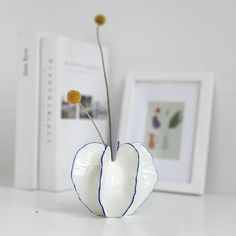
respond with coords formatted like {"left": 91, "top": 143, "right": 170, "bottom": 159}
{"left": 118, "top": 72, "right": 214, "bottom": 195}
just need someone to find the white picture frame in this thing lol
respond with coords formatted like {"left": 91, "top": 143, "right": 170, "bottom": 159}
{"left": 118, "top": 71, "right": 214, "bottom": 195}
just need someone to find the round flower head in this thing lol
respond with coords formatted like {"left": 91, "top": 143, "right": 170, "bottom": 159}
{"left": 67, "top": 90, "right": 81, "bottom": 105}
{"left": 95, "top": 14, "right": 106, "bottom": 25}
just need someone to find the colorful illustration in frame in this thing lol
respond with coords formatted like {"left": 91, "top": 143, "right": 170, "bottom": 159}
{"left": 145, "top": 102, "right": 185, "bottom": 160}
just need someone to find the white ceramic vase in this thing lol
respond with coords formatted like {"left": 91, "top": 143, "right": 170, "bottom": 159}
{"left": 71, "top": 142, "right": 158, "bottom": 218}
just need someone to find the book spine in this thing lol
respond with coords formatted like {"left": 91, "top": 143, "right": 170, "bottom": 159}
{"left": 39, "top": 36, "right": 59, "bottom": 191}
{"left": 14, "top": 32, "right": 42, "bottom": 190}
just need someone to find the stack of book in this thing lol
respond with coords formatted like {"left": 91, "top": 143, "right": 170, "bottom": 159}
{"left": 15, "top": 32, "right": 109, "bottom": 191}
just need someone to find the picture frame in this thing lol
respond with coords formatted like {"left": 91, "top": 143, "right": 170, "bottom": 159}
{"left": 118, "top": 71, "right": 214, "bottom": 195}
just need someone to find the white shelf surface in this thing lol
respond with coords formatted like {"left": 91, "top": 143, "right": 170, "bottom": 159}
{"left": 0, "top": 187, "right": 235, "bottom": 236}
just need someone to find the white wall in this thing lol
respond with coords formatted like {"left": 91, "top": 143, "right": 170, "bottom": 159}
{"left": 0, "top": 0, "right": 235, "bottom": 194}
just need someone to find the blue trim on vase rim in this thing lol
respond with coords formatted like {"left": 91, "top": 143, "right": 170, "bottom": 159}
{"left": 98, "top": 142, "right": 140, "bottom": 217}
{"left": 97, "top": 145, "right": 108, "bottom": 217}
{"left": 122, "top": 143, "right": 140, "bottom": 216}
{"left": 116, "top": 141, "right": 120, "bottom": 151}
{"left": 124, "top": 142, "right": 159, "bottom": 216}
{"left": 71, "top": 142, "right": 107, "bottom": 216}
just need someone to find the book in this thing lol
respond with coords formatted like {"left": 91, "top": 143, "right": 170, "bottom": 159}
{"left": 15, "top": 33, "right": 109, "bottom": 191}
{"left": 39, "top": 36, "right": 109, "bottom": 191}
{"left": 14, "top": 32, "right": 43, "bottom": 190}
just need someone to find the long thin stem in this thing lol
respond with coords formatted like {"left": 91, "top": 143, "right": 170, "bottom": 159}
{"left": 96, "top": 25, "right": 114, "bottom": 161}
{"left": 80, "top": 103, "right": 105, "bottom": 145}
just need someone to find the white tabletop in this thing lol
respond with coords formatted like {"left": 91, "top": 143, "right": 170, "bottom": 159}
{"left": 0, "top": 187, "right": 235, "bottom": 236}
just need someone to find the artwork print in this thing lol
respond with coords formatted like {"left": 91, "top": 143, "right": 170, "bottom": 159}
{"left": 61, "top": 95, "right": 107, "bottom": 120}
{"left": 145, "top": 102, "right": 185, "bottom": 160}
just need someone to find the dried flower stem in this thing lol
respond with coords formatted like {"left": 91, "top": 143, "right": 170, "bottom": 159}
{"left": 96, "top": 25, "right": 114, "bottom": 161}
{"left": 80, "top": 103, "right": 105, "bottom": 145}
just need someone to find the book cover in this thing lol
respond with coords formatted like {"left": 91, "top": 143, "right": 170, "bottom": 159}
{"left": 39, "top": 36, "right": 109, "bottom": 191}
{"left": 15, "top": 32, "right": 43, "bottom": 189}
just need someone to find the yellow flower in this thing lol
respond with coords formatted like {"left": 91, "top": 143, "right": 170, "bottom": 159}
{"left": 67, "top": 90, "right": 81, "bottom": 105}
{"left": 94, "top": 14, "right": 106, "bottom": 25}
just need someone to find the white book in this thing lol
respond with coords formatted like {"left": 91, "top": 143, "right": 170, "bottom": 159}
{"left": 15, "top": 32, "right": 44, "bottom": 190}
{"left": 39, "top": 36, "right": 109, "bottom": 191}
